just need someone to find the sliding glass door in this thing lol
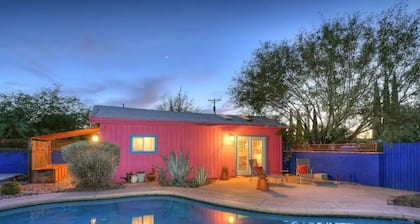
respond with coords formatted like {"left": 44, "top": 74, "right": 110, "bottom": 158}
{"left": 236, "top": 136, "right": 266, "bottom": 176}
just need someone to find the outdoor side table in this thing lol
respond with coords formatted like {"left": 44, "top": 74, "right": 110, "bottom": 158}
{"left": 281, "top": 169, "right": 289, "bottom": 183}
{"left": 269, "top": 170, "right": 289, "bottom": 186}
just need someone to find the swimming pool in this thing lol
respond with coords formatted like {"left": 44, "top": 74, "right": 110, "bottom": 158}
{"left": 0, "top": 196, "right": 414, "bottom": 224}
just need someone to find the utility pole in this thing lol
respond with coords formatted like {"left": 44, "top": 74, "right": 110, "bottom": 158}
{"left": 208, "top": 98, "right": 221, "bottom": 114}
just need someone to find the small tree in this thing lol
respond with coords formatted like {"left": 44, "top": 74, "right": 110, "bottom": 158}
{"left": 62, "top": 141, "right": 120, "bottom": 191}
{"left": 156, "top": 87, "right": 201, "bottom": 112}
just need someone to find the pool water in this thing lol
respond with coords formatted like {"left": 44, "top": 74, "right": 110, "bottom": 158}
{"left": 0, "top": 196, "right": 414, "bottom": 224}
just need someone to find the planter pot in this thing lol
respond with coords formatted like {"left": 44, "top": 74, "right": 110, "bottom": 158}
{"left": 220, "top": 167, "right": 229, "bottom": 180}
{"left": 146, "top": 174, "right": 155, "bottom": 182}
{"left": 130, "top": 174, "right": 138, "bottom": 183}
{"left": 122, "top": 173, "right": 134, "bottom": 183}
{"left": 137, "top": 173, "right": 145, "bottom": 183}
{"left": 256, "top": 176, "right": 269, "bottom": 191}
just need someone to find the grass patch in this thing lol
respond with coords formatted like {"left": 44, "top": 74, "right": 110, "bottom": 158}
{"left": 391, "top": 193, "right": 420, "bottom": 208}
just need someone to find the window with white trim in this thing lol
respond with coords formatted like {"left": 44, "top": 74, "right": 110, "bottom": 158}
{"left": 130, "top": 135, "right": 157, "bottom": 153}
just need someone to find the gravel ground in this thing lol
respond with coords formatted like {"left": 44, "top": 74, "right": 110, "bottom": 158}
{"left": 391, "top": 193, "right": 420, "bottom": 208}
{"left": 0, "top": 177, "right": 75, "bottom": 200}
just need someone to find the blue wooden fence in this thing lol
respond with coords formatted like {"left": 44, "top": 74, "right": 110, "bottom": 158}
{"left": 0, "top": 149, "right": 28, "bottom": 173}
{"left": 0, "top": 149, "right": 64, "bottom": 175}
{"left": 290, "top": 152, "right": 381, "bottom": 186}
{"left": 290, "top": 143, "right": 420, "bottom": 192}
{"left": 382, "top": 143, "right": 420, "bottom": 192}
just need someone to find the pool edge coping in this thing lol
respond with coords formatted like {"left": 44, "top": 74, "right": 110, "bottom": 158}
{"left": 1, "top": 189, "right": 419, "bottom": 222}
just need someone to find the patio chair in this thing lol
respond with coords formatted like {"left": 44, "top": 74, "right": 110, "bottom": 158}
{"left": 296, "top": 158, "right": 314, "bottom": 184}
{"left": 249, "top": 159, "right": 265, "bottom": 182}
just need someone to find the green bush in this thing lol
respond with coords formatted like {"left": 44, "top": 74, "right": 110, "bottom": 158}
{"left": 155, "top": 149, "right": 193, "bottom": 187}
{"left": 1, "top": 182, "right": 22, "bottom": 195}
{"left": 61, "top": 141, "right": 120, "bottom": 191}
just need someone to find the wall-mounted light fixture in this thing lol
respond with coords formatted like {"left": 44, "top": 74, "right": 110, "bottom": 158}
{"left": 228, "top": 133, "right": 235, "bottom": 141}
{"left": 91, "top": 134, "right": 99, "bottom": 142}
{"left": 228, "top": 215, "right": 235, "bottom": 223}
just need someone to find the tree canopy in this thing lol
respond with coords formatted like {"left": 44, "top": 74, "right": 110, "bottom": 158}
{"left": 0, "top": 85, "right": 89, "bottom": 141}
{"left": 230, "top": 4, "right": 419, "bottom": 143}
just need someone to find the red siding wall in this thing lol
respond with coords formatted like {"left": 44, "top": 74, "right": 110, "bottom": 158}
{"left": 92, "top": 118, "right": 282, "bottom": 182}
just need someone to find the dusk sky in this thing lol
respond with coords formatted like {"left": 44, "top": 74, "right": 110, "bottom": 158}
{"left": 1, "top": 0, "right": 419, "bottom": 113}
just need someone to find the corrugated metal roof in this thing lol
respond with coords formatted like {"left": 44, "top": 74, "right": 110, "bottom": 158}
{"left": 90, "top": 105, "right": 284, "bottom": 127}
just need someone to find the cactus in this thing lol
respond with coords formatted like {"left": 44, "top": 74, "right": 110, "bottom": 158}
{"left": 155, "top": 149, "right": 194, "bottom": 186}
{"left": 194, "top": 166, "right": 208, "bottom": 186}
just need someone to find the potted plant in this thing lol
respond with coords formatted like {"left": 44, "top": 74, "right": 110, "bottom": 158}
{"left": 121, "top": 171, "right": 134, "bottom": 183}
{"left": 220, "top": 166, "right": 229, "bottom": 180}
{"left": 136, "top": 171, "right": 145, "bottom": 183}
{"left": 146, "top": 167, "right": 156, "bottom": 182}
{"left": 130, "top": 173, "right": 138, "bottom": 183}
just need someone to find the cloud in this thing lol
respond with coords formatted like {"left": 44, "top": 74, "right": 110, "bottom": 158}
{"left": 114, "top": 76, "right": 173, "bottom": 108}
{"left": 64, "top": 82, "right": 108, "bottom": 96}
{"left": 7, "top": 50, "right": 55, "bottom": 82}
{"left": 0, "top": 81, "right": 31, "bottom": 94}
{"left": 77, "top": 32, "right": 119, "bottom": 61}
{"left": 63, "top": 75, "right": 173, "bottom": 109}
{"left": 16, "top": 63, "right": 54, "bottom": 81}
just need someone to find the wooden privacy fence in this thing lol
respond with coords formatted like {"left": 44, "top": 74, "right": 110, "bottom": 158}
{"left": 292, "top": 143, "right": 378, "bottom": 152}
{"left": 31, "top": 140, "right": 51, "bottom": 169}
{"left": 31, "top": 139, "right": 68, "bottom": 183}
{"left": 30, "top": 127, "right": 100, "bottom": 183}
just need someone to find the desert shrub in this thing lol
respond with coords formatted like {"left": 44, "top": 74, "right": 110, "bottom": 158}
{"left": 1, "top": 182, "right": 22, "bottom": 195}
{"left": 155, "top": 149, "right": 193, "bottom": 187}
{"left": 61, "top": 141, "right": 120, "bottom": 191}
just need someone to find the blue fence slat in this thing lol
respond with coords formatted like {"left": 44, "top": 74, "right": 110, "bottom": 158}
{"left": 383, "top": 143, "right": 420, "bottom": 192}
{"left": 0, "top": 149, "right": 28, "bottom": 173}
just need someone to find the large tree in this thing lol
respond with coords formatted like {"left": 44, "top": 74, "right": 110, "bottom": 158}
{"left": 230, "top": 4, "right": 419, "bottom": 143}
{"left": 375, "top": 5, "right": 420, "bottom": 142}
{"left": 0, "top": 85, "right": 89, "bottom": 140}
{"left": 156, "top": 87, "right": 201, "bottom": 112}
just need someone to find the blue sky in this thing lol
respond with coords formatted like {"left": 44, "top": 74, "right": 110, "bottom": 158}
{"left": 1, "top": 0, "right": 418, "bottom": 113}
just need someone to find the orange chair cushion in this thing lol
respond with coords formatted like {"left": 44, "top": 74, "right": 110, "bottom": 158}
{"left": 297, "top": 165, "right": 308, "bottom": 174}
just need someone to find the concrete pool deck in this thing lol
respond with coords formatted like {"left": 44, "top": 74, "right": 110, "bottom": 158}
{"left": 0, "top": 176, "right": 419, "bottom": 222}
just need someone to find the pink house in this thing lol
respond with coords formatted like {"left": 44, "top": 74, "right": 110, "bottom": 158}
{"left": 89, "top": 105, "right": 285, "bottom": 182}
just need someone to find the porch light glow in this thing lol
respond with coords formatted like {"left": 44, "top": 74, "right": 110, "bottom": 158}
{"left": 91, "top": 134, "right": 99, "bottom": 142}
{"left": 228, "top": 216, "right": 235, "bottom": 223}
{"left": 90, "top": 218, "right": 96, "bottom": 224}
{"left": 228, "top": 133, "right": 235, "bottom": 141}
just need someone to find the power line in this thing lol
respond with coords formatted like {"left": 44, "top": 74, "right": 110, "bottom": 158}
{"left": 208, "top": 98, "right": 221, "bottom": 114}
